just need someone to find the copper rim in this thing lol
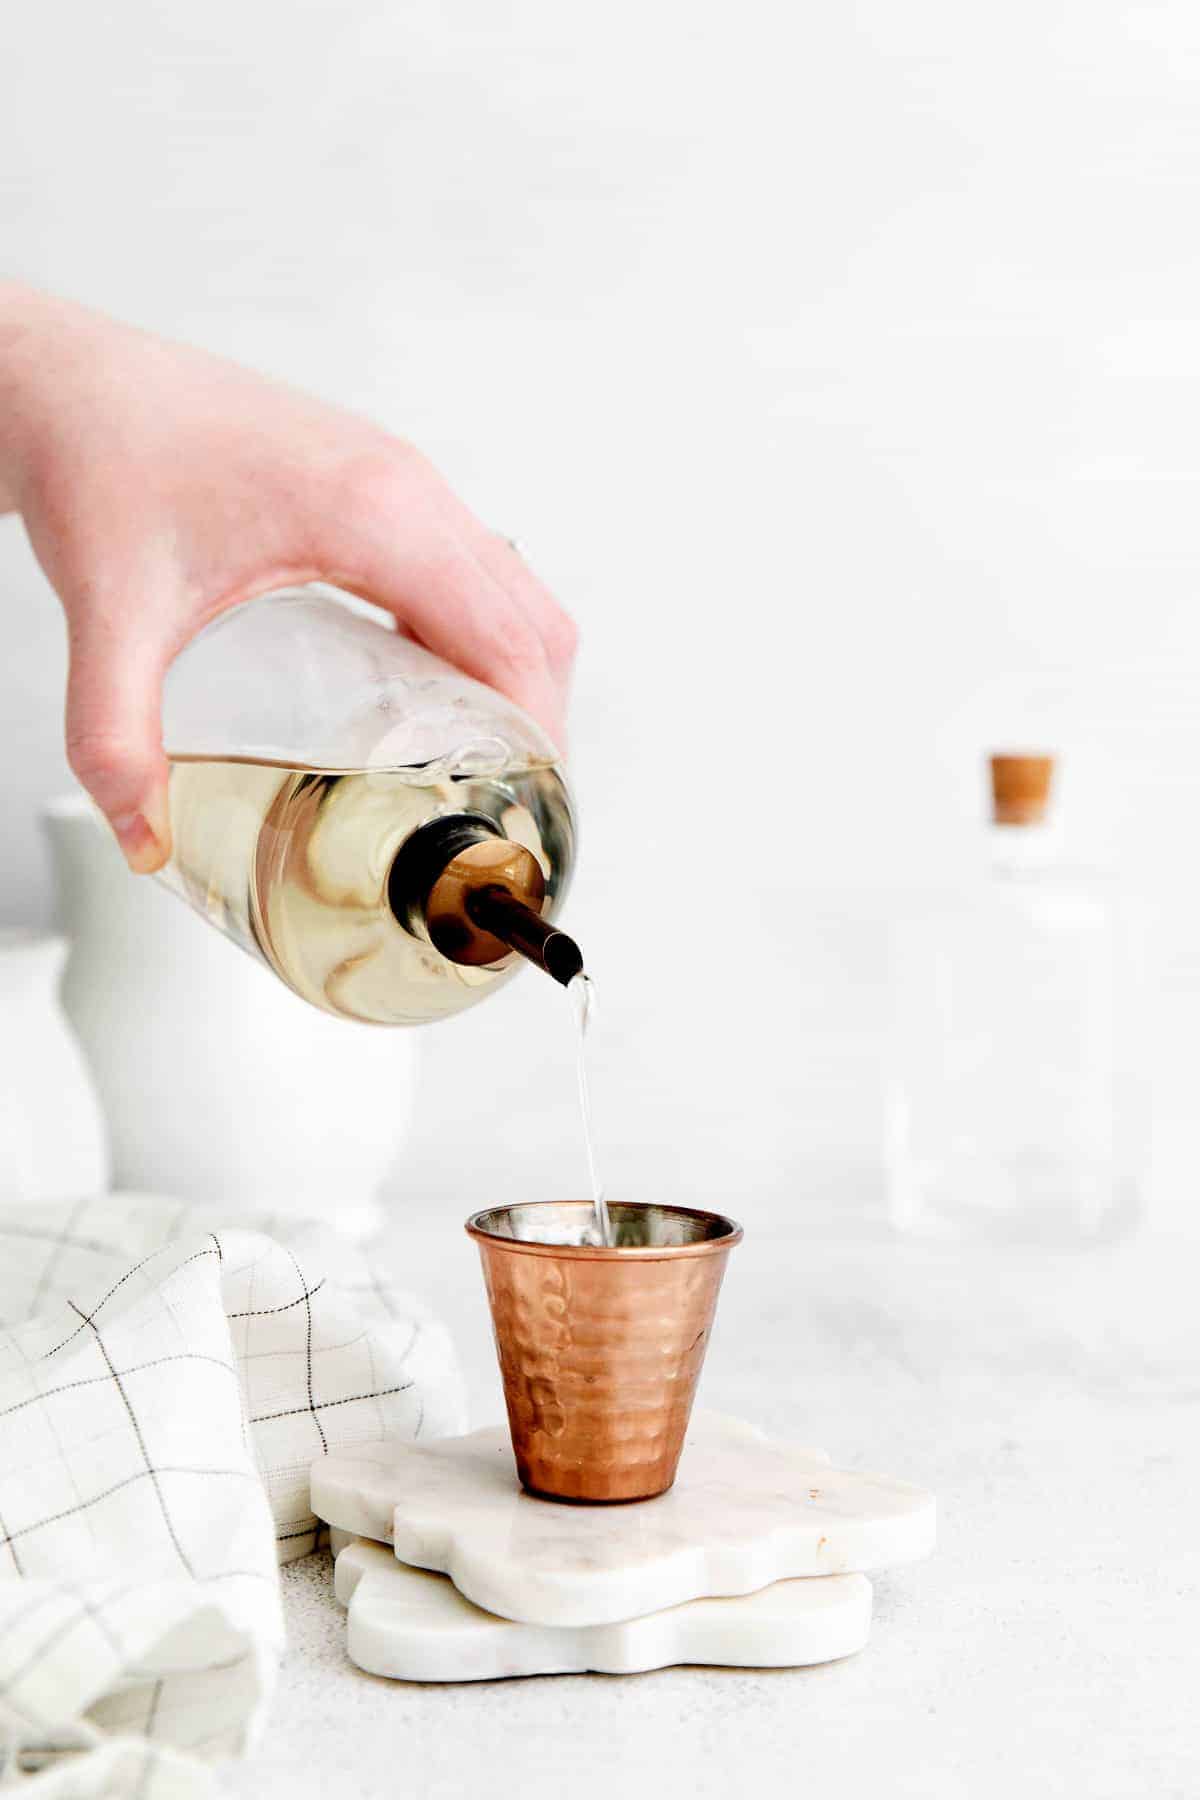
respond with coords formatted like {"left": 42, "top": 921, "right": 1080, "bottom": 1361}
{"left": 465, "top": 1200, "right": 743, "bottom": 1261}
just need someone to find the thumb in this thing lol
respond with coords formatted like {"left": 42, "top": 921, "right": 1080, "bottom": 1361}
{"left": 64, "top": 614, "right": 173, "bottom": 873}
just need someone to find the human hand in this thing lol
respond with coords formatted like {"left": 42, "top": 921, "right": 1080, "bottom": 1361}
{"left": 0, "top": 285, "right": 576, "bottom": 872}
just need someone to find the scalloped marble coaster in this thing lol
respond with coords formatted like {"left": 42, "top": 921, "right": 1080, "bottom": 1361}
{"left": 311, "top": 1412, "right": 935, "bottom": 1628}
{"left": 334, "top": 1538, "right": 873, "bottom": 1680}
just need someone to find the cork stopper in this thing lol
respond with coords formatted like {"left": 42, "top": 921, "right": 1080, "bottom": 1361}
{"left": 989, "top": 753, "right": 1055, "bottom": 826}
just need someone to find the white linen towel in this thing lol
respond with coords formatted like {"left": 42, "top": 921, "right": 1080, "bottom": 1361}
{"left": 0, "top": 1194, "right": 465, "bottom": 1795}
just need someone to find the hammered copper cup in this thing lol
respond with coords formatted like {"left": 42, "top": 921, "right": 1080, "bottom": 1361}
{"left": 466, "top": 1201, "right": 743, "bottom": 1503}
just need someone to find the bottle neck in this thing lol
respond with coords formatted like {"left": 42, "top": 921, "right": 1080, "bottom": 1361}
{"left": 985, "top": 818, "right": 1061, "bottom": 880}
{"left": 388, "top": 813, "right": 583, "bottom": 986}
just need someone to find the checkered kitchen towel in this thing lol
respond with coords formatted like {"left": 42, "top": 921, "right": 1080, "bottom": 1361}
{"left": 0, "top": 1194, "right": 465, "bottom": 1795}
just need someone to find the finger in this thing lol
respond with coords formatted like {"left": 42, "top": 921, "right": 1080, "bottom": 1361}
{"left": 445, "top": 526, "right": 579, "bottom": 740}
{"left": 64, "top": 608, "right": 173, "bottom": 872}
{"left": 468, "top": 529, "right": 579, "bottom": 686}
{"left": 328, "top": 466, "right": 573, "bottom": 750}
{"left": 344, "top": 544, "right": 568, "bottom": 743}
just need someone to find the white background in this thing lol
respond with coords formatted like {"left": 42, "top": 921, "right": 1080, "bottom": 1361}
{"left": 4, "top": 1, "right": 1200, "bottom": 1231}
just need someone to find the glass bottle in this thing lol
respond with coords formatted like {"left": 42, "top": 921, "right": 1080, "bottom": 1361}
{"left": 156, "top": 586, "right": 579, "bottom": 1025}
{"left": 885, "top": 753, "right": 1140, "bottom": 1243}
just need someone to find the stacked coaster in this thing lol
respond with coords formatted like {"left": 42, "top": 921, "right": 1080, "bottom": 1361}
{"left": 310, "top": 1413, "right": 935, "bottom": 1682}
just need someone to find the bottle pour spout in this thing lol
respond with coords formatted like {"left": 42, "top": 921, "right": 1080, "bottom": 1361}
{"left": 464, "top": 886, "right": 583, "bottom": 986}
{"left": 388, "top": 813, "right": 582, "bottom": 987}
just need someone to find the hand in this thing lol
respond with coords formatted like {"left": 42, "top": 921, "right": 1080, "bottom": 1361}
{"left": 0, "top": 285, "right": 577, "bottom": 872}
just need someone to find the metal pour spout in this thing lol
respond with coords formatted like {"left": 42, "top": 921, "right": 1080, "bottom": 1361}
{"left": 463, "top": 885, "right": 583, "bottom": 986}
{"left": 388, "top": 813, "right": 583, "bottom": 987}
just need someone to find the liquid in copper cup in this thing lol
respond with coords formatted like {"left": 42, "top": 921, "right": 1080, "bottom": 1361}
{"left": 466, "top": 1201, "right": 742, "bottom": 1503}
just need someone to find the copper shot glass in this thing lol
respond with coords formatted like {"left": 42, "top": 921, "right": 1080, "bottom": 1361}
{"left": 465, "top": 1201, "right": 743, "bottom": 1503}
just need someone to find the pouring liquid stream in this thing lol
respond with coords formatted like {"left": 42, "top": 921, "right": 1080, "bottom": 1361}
{"left": 567, "top": 972, "right": 612, "bottom": 1246}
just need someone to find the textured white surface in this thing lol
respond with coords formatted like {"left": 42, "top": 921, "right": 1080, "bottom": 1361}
{"left": 334, "top": 1537, "right": 872, "bottom": 1680}
{"left": 229, "top": 1210, "right": 1199, "bottom": 1800}
{"left": 311, "top": 1413, "right": 934, "bottom": 1627}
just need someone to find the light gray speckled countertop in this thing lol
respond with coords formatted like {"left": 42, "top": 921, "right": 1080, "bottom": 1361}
{"left": 224, "top": 1204, "right": 1199, "bottom": 1800}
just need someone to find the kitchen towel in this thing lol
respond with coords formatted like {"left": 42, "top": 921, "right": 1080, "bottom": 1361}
{"left": 0, "top": 1194, "right": 464, "bottom": 1795}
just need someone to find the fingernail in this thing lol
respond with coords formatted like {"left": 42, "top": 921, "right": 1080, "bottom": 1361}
{"left": 111, "top": 790, "right": 170, "bottom": 874}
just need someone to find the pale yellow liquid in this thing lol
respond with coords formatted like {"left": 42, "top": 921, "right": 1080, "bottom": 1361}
{"left": 162, "top": 755, "right": 574, "bottom": 1025}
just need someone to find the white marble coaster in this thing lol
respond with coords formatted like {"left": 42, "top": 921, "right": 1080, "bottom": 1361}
{"left": 334, "top": 1538, "right": 873, "bottom": 1680}
{"left": 313, "top": 1412, "right": 777, "bottom": 1549}
{"left": 311, "top": 1412, "right": 935, "bottom": 1628}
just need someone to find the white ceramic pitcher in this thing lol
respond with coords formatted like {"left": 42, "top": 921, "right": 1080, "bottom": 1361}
{"left": 0, "top": 929, "right": 109, "bottom": 1204}
{"left": 43, "top": 797, "right": 419, "bottom": 1237}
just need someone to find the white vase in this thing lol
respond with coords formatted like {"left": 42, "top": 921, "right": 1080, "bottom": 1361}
{"left": 43, "top": 797, "right": 420, "bottom": 1238}
{"left": 0, "top": 929, "right": 109, "bottom": 1204}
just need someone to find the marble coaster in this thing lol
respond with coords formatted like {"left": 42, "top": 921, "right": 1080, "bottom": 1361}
{"left": 313, "top": 1412, "right": 777, "bottom": 1550}
{"left": 311, "top": 1412, "right": 935, "bottom": 1628}
{"left": 334, "top": 1538, "right": 873, "bottom": 1680}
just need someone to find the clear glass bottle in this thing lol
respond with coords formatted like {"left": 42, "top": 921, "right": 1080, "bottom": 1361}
{"left": 885, "top": 754, "right": 1140, "bottom": 1243}
{"left": 156, "top": 586, "right": 578, "bottom": 1025}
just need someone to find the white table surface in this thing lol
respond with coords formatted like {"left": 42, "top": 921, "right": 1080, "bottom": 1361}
{"left": 224, "top": 1200, "right": 1199, "bottom": 1800}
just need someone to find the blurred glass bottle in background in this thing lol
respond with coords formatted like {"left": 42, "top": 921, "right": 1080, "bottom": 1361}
{"left": 885, "top": 754, "right": 1143, "bottom": 1244}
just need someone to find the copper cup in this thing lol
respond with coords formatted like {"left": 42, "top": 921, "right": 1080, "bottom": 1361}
{"left": 466, "top": 1201, "right": 743, "bottom": 1503}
